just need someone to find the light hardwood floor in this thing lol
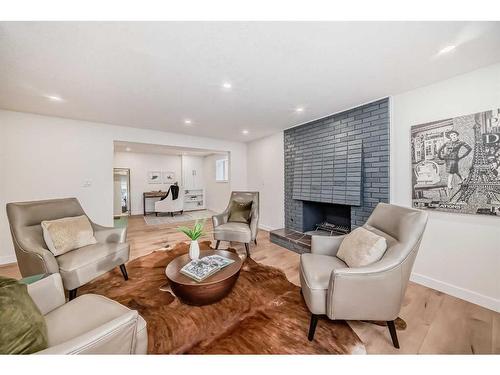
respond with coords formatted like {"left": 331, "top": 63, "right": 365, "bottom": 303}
{"left": 1, "top": 214, "right": 498, "bottom": 354}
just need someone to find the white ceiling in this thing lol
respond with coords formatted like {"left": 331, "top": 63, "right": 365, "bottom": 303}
{"left": 1, "top": 22, "right": 500, "bottom": 142}
{"left": 114, "top": 141, "right": 225, "bottom": 157}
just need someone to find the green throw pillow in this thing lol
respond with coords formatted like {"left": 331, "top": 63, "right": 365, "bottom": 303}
{"left": 0, "top": 276, "right": 48, "bottom": 354}
{"left": 228, "top": 201, "right": 253, "bottom": 223}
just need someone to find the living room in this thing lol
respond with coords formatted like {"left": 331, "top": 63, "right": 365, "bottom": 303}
{"left": 1, "top": 1, "right": 499, "bottom": 371}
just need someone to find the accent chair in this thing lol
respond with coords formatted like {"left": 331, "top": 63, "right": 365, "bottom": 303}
{"left": 299, "top": 203, "right": 428, "bottom": 348}
{"left": 6, "top": 197, "right": 130, "bottom": 300}
{"left": 154, "top": 189, "right": 185, "bottom": 216}
{"left": 212, "top": 191, "right": 259, "bottom": 257}
{"left": 27, "top": 273, "right": 147, "bottom": 354}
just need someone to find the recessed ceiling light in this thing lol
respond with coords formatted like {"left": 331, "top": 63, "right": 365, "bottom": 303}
{"left": 44, "top": 95, "right": 64, "bottom": 102}
{"left": 222, "top": 82, "right": 232, "bottom": 89}
{"left": 438, "top": 45, "right": 456, "bottom": 54}
{"left": 125, "top": 147, "right": 131, "bottom": 152}
{"left": 295, "top": 107, "right": 304, "bottom": 113}
{"left": 184, "top": 119, "right": 192, "bottom": 125}
{"left": 242, "top": 130, "right": 249, "bottom": 135}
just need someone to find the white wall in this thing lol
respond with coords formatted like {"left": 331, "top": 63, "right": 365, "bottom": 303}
{"left": 203, "top": 153, "right": 231, "bottom": 213}
{"left": 392, "top": 63, "right": 500, "bottom": 312}
{"left": 114, "top": 152, "right": 183, "bottom": 215}
{"left": 0, "top": 110, "right": 247, "bottom": 264}
{"left": 247, "top": 132, "right": 285, "bottom": 230}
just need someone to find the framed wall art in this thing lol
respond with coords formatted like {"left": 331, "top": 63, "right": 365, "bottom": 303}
{"left": 411, "top": 108, "right": 500, "bottom": 216}
{"left": 162, "top": 171, "right": 176, "bottom": 184}
{"left": 147, "top": 171, "right": 162, "bottom": 184}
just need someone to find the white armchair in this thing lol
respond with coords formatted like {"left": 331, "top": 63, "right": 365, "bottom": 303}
{"left": 28, "top": 274, "right": 147, "bottom": 354}
{"left": 154, "top": 189, "right": 185, "bottom": 216}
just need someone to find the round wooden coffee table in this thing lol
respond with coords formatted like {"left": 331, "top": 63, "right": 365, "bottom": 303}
{"left": 165, "top": 250, "right": 242, "bottom": 306}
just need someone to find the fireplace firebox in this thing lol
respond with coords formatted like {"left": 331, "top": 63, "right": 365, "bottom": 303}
{"left": 269, "top": 200, "right": 351, "bottom": 254}
{"left": 302, "top": 201, "right": 351, "bottom": 234}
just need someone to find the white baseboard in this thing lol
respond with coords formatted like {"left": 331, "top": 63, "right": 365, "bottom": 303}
{"left": 258, "top": 224, "right": 277, "bottom": 232}
{"left": 410, "top": 272, "right": 499, "bottom": 313}
{"left": 0, "top": 255, "right": 17, "bottom": 266}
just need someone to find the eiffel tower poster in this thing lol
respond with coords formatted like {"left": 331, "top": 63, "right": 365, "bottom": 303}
{"left": 410, "top": 108, "right": 500, "bottom": 216}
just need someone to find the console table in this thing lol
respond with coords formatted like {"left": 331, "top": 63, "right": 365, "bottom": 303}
{"left": 143, "top": 191, "right": 167, "bottom": 215}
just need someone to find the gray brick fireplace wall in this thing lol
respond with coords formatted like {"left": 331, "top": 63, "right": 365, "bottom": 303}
{"left": 284, "top": 98, "right": 390, "bottom": 231}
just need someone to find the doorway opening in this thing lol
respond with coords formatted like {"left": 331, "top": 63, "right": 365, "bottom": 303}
{"left": 114, "top": 168, "right": 131, "bottom": 218}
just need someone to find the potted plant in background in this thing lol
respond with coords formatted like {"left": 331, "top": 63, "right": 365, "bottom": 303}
{"left": 178, "top": 220, "right": 206, "bottom": 260}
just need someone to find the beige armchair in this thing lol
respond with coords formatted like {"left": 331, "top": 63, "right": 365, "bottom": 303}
{"left": 6, "top": 198, "right": 130, "bottom": 300}
{"left": 300, "top": 203, "right": 428, "bottom": 348}
{"left": 27, "top": 273, "right": 147, "bottom": 354}
{"left": 212, "top": 191, "right": 259, "bottom": 257}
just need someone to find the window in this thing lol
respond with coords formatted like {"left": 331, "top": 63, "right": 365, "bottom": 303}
{"left": 215, "top": 158, "right": 229, "bottom": 182}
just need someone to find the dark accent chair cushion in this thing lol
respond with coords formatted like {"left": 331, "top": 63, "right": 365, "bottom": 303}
{"left": 228, "top": 201, "right": 253, "bottom": 223}
{"left": 0, "top": 276, "right": 48, "bottom": 354}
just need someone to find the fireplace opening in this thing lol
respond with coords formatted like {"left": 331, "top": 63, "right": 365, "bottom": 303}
{"left": 302, "top": 201, "right": 351, "bottom": 235}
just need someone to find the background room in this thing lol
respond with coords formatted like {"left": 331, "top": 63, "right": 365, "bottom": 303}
{"left": 113, "top": 141, "right": 231, "bottom": 225}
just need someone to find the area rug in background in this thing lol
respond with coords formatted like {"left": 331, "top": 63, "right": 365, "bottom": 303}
{"left": 143, "top": 210, "right": 216, "bottom": 226}
{"left": 79, "top": 241, "right": 366, "bottom": 354}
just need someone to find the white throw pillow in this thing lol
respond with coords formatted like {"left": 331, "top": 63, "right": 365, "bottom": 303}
{"left": 41, "top": 215, "right": 97, "bottom": 256}
{"left": 336, "top": 227, "right": 387, "bottom": 268}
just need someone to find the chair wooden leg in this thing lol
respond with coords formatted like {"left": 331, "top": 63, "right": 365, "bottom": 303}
{"left": 254, "top": 239, "right": 257, "bottom": 245}
{"left": 308, "top": 314, "right": 319, "bottom": 341}
{"left": 387, "top": 320, "right": 400, "bottom": 349}
{"left": 215, "top": 240, "right": 220, "bottom": 249}
{"left": 120, "top": 264, "right": 129, "bottom": 280}
{"left": 68, "top": 288, "right": 78, "bottom": 301}
{"left": 245, "top": 243, "right": 250, "bottom": 257}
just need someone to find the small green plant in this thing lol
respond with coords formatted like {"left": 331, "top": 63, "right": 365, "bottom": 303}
{"left": 178, "top": 219, "right": 206, "bottom": 241}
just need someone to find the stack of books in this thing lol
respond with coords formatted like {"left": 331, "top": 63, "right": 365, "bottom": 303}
{"left": 180, "top": 255, "right": 235, "bottom": 282}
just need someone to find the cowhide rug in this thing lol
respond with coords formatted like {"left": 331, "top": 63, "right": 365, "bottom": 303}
{"left": 79, "top": 241, "right": 366, "bottom": 354}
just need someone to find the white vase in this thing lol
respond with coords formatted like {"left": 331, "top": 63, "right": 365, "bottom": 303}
{"left": 189, "top": 240, "right": 200, "bottom": 260}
